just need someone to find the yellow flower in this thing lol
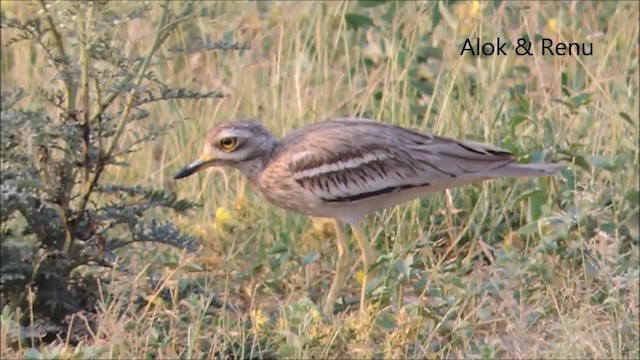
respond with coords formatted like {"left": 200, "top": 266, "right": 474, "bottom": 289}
{"left": 545, "top": 18, "right": 559, "bottom": 34}
{"left": 355, "top": 270, "right": 365, "bottom": 285}
{"left": 234, "top": 197, "right": 249, "bottom": 211}
{"left": 251, "top": 309, "right": 268, "bottom": 331}
{"left": 309, "top": 307, "right": 321, "bottom": 322}
{"left": 213, "top": 206, "right": 237, "bottom": 232}
{"left": 215, "top": 207, "right": 234, "bottom": 225}
{"left": 454, "top": 1, "right": 482, "bottom": 35}
{"left": 454, "top": 1, "right": 481, "bottom": 19}
{"left": 469, "top": 1, "right": 481, "bottom": 17}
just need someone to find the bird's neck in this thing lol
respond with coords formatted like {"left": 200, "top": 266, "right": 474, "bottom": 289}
{"left": 236, "top": 139, "right": 279, "bottom": 186}
{"left": 237, "top": 159, "right": 265, "bottom": 186}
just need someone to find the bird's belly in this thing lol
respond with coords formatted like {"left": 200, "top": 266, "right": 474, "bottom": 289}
{"left": 257, "top": 184, "right": 322, "bottom": 216}
{"left": 256, "top": 172, "right": 482, "bottom": 223}
{"left": 320, "top": 180, "right": 479, "bottom": 224}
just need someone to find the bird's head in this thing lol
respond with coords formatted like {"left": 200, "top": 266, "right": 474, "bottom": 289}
{"left": 173, "top": 119, "right": 276, "bottom": 180}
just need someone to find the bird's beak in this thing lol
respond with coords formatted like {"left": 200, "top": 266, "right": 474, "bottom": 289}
{"left": 174, "top": 153, "right": 215, "bottom": 180}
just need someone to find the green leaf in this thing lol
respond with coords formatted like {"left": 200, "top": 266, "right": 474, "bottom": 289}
{"left": 551, "top": 98, "right": 575, "bottom": 109}
{"left": 302, "top": 251, "right": 318, "bottom": 266}
{"left": 357, "top": 0, "right": 389, "bottom": 8}
{"left": 413, "top": 277, "right": 427, "bottom": 292}
{"left": 508, "top": 84, "right": 527, "bottom": 99}
{"left": 573, "top": 155, "right": 591, "bottom": 172}
{"left": 625, "top": 190, "right": 640, "bottom": 205}
{"left": 517, "top": 222, "right": 540, "bottom": 237}
{"left": 514, "top": 188, "right": 544, "bottom": 204}
{"left": 411, "top": 79, "right": 434, "bottom": 95}
{"left": 557, "top": 148, "right": 591, "bottom": 172}
{"left": 552, "top": 93, "right": 594, "bottom": 111}
{"left": 415, "top": 45, "right": 443, "bottom": 61}
{"left": 278, "top": 345, "right": 295, "bottom": 358}
{"left": 369, "top": 253, "right": 392, "bottom": 272}
{"left": 430, "top": 1, "right": 460, "bottom": 29}
{"left": 431, "top": 2, "right": 442, "bottom": 28}
{"left": 252, "top": 263, "right": 264, "bottom": 275}
{"left": 560, "top": 167, "right": 575, "bottom": 189}
{"left": 515, "top": 93, "right": 530, "bottom": 113}
{"left": 375, "top": 312, "right": 397, "bottom": 330}
{"left": 509, "top": 113, "right": 527, "bottom": 129}
{"left": 585, "top": 155, "right": 615, "bottom": 170}
{"left": 393, "top": 259, "right": 409, "bottom": 280}
{"left": 619, "top": 111, "right": 635, "bottom": 126}
{"left": 529, "top": 189, "right": 547, "bottom": 221}
{"left": 560, "top": 71, "right": 570, "bottom": 97}
{"left": 382, "top": 1, "right": 400, "bottom": 23}
{"left": 223, "top": 30, "right": 234, "bottom": 42}
{"left": 445, "top": 275, "right": 464, "bottom": 288}
{"left": 184, "top": 262, "right": 204, "bottom": 272}
{"left": 417, "top": 306, "right": 441, "bottom": 321}
{"left": 269, "top": 242, "right": 289, "bottom": 254}
{"left": 345, "top": 13, "right": 374, "bottom": 30}
{"left": 397, "top": 47, "right": 408, "bottom": 67}
{"left": 569, "top": 92, "right": 593, "bottom": 108}
{"left": 269, "top": 256, "right": 282, "bottom": 270}
{"left": 509, "top": 65, "right": 531, "bottom": 76}
{"left": 24, "top": 348, "right": 42, "bottom": 360}
{"left": 542, "top": 118, "right": 555, "bottom": 149}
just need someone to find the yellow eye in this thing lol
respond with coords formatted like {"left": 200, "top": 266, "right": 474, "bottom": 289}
{"left": 219, "top": 137, "right": 238, "bottom": 151}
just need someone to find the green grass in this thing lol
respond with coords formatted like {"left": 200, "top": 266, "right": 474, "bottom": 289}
{"left": 1, "top": 0, "right": 639, "bottom": 358}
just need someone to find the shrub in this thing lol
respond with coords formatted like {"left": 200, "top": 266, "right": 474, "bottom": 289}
{"left": 0, "top": 0, "right": 240, "bottom": 345}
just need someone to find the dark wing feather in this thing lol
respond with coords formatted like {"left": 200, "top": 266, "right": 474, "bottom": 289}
{"left": 269, "top": 118, "right": 515, "bottom": 202}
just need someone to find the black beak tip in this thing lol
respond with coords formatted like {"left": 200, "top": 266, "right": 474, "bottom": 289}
{"left": 173, "top": 167, "right": 193, "bottom": 180}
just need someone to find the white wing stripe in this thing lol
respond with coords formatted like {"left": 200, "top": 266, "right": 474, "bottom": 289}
{"left": 292, "top": 151, "right": 390, "bottom": 180}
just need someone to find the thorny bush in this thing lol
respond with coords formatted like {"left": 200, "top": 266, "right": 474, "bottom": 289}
{"left": 0, "top": 0, "right": 245, "bottom": 345}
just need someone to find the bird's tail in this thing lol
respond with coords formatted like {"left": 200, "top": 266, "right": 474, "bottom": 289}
{"left": 490, "top": 162, "right": 563, "bottom": 178}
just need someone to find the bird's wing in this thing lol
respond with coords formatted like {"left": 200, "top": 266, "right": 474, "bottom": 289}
{"left": 278, "top": 118, "right": 515, "bottom": 203}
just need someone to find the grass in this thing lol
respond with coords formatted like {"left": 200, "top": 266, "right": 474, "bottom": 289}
{"left": 1, "top": 0, "right": 639, "bottom": 358}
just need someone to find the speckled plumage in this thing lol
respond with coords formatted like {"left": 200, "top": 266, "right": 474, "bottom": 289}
{"left": 174, "top": 117, "right": 561, "bottom": 315}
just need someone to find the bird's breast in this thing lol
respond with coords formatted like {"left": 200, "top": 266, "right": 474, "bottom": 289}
{"left": 256, "top": 165, "right": 322, "bottom": 215}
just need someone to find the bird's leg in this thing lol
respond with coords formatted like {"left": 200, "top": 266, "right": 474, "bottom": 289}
{"left": 351, "top": 223, "right": 378, "bottom": 264}
{"left": 324, "top": 219, "right": 349, "bottom": 317}
{"left": 350, "top": 223, "right": 378, "bottom": 313}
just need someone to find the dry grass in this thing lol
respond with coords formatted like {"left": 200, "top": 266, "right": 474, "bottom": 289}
{"left": 1, "top": 0, "right": 638, "bottom": 359}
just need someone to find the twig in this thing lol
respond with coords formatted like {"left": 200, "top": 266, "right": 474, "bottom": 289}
{"left": 76, "top": 0, "right": 192, "bottom": 248}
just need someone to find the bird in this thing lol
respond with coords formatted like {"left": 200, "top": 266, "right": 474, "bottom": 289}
{"left": 173, "top": 117, "right": 561, "bottom": 316}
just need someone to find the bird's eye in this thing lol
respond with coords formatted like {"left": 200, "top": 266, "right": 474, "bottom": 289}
{"left": 219, "top": 137, "right": 238, "bottom": 151}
